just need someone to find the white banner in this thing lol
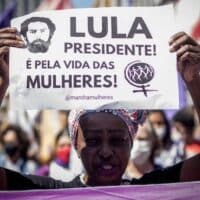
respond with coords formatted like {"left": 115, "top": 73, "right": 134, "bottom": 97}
{"left": 10, "top": 6, "right": 178, "bottom": 109}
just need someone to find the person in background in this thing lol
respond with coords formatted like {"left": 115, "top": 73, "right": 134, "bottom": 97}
{"left": 172, "top": 106, "right": 200, "bottom": 158}
{"left": 147, "top": 110, "right": 184, "bottom": 168}
{"left": 172, "top": 106, "right": 195, "bottom": 144}
{"left": 32, "top": 110, "right": 59, "bottom": 165}
{"left": 187, "top": 124, "right": 200, "bottom": 157}
{"left": 148, "top": 110, "right": 171, "bottom": 144}
{"left": 48, "top": 112, "right": 83, "bottom": 181}
{"left": 48, "top": 130, "right": 74, "bottom": 181}
{"left": 193, "top": 124, "right": 200, "bottom": 142}
{"left": 58, "top": 110, "right": 70, "bottom": 132}
{"left": 125, "top": 122, "right": 159, "bottom": 179}
{"left": 0, "top": 125, "right": 37, "bottom": 174}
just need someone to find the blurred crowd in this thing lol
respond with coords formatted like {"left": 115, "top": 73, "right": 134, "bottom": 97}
{"left": 0, "top": 95, "right": 200, "bottom": 181}
{"left": 0, "top": 96, "right": 83, "bottom": 181}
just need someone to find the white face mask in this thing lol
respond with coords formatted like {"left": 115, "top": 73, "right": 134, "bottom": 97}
{"left": 154, "top": 126, "right": 166, "bottom": 140}
{"left": 130, "top": 140, "right": 151, "bottom": 165}
{"left": 171, "top": 128, "right": 183, "bottom": 143}
{"left": 194, "top": 127, "right": 200, "bottom": 142}
{"left": 194, "top": 135, "right": 200, "bottom": 142}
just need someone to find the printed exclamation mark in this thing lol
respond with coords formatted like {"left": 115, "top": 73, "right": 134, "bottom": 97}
{"left": 114, "top": 75, "right": 117, "bottom": 87}
{"left": 153, "top": 45, "right": 156, "bottom": 55}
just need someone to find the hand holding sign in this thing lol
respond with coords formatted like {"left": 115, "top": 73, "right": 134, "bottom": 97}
{"left": 169, "top": 32, "right": 200, "bottom": 82}
{"left": 0, "top": 27, "right": 25, "bottom": 103}
{"left": 169, "top": 31, "right": 200, "bottom": 119}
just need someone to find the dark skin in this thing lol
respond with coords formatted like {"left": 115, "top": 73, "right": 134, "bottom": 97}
{"left": 0, "top": 28, "right": 200, "bottom": 189}
{"left": 169, "top": 32, "right": 200, "bottom": 120}
{"left": 0, "top": 28, "right": 25, "bottom": 103}
{"left": 78, "top": 112, "right": 132, "bottom": 186}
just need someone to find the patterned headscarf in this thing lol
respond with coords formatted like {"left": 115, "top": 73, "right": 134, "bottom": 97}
{"left": 68, "top": 109, "right": 147, "bottom": 148}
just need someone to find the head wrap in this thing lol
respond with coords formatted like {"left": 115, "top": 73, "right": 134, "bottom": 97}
{"left": 68, "top": 109, "right": 147, "bottom": 148}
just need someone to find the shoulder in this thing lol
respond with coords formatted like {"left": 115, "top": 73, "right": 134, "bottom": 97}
{"left": 25, "top": 174, "right": 86, "bottom": 189}
{"left": 131, "top": 162, "right": 183, "bottom": 185}
{"left": 4, "top": 167, "right": 85, "bottom": 190}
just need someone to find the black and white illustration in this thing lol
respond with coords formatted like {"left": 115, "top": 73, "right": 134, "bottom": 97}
{"left": 20, "top": 17, "right": 56, "bottom": 53}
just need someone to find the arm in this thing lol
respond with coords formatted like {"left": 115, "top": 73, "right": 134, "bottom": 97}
{"left": 169, "top": 32, "right": 200, "bottom": 120}
{"left": 0, "top": 167, "right": 38, "bottom": 190}
{"left": 168, "top": 33, "right": 200, "bottom": 182}
{"left": 180, "top": 153, "right": 200, "bottom": 182}
{"left": 0, "top": 27, "right": 25, "bottom": 105}
{"left": 133, "top": 154, "right": 200, "bottom": 185}
{"left": 0, "top": 167, "right": 74, "bottom": 190}
{"left": 133, "top": 36, "right": 200, "bottom": 184}
{"left": 0, "top": 168, "right": 7, "bottom": 190}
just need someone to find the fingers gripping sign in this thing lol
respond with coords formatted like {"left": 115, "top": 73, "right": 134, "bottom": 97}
{"left": 169, "top": 31, "right": 200, "bottom": 120}
{"left": 0, "top": 27, "right": 26, "bottom": 103}
{"left": 169, "top": 32, "right": 200, "bottom": 82}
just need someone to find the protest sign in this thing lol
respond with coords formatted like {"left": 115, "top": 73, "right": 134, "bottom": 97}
{"left": 10, "top": 5, "right": 178, "bottom": 109}
{"left": 0, "top": 181, "right": 200, "bottom": 200}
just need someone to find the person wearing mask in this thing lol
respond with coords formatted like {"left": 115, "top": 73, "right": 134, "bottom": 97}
{"left": 185, "top": 124, "right": 200, "bottom": 157}
{"left": 0, "top": 125, "right": 37, "bottom": 174}
{"left": 148, "top": 110, "right": 184, "bottom": 168}
{"left": 193, "top": 125, "right": 200, "bottom": 142}
{"left": 148, "top": 110, "right": 171, "bottom": 143}
{"left": 172, "top": 106, "right": 200, "bottom": 158}
{"left": 172, "top": 106, "right": 195, "bottom": 144}
{"left": 48, "top": 130, "right": 81, "bottom": 181}
{"left": 0, "top": 28, "right": 200, "bottom": 190}
{"left": 57, "top": 111, "right": 70, "bottom": 132}
{"left": 125, "top": 122, "right": 159, "bottom": 179}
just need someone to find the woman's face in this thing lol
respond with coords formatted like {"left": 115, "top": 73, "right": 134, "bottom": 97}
{"left": 3, "top": 130, "right": 19, "bottom": 145}
{"left": 77, "top": 112, "right": 132, "bottom": 186}
{"left": 148, "top": 112, "right": 166, "bottom": 140}
{"left": 3, "top": 130, "right": 20, "bottom": 158}
{"left": 56, "top": 135, "right": 70, "bottom": 151}
{"left": 148, "top": 112, "right": 165, "bottom": 129}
